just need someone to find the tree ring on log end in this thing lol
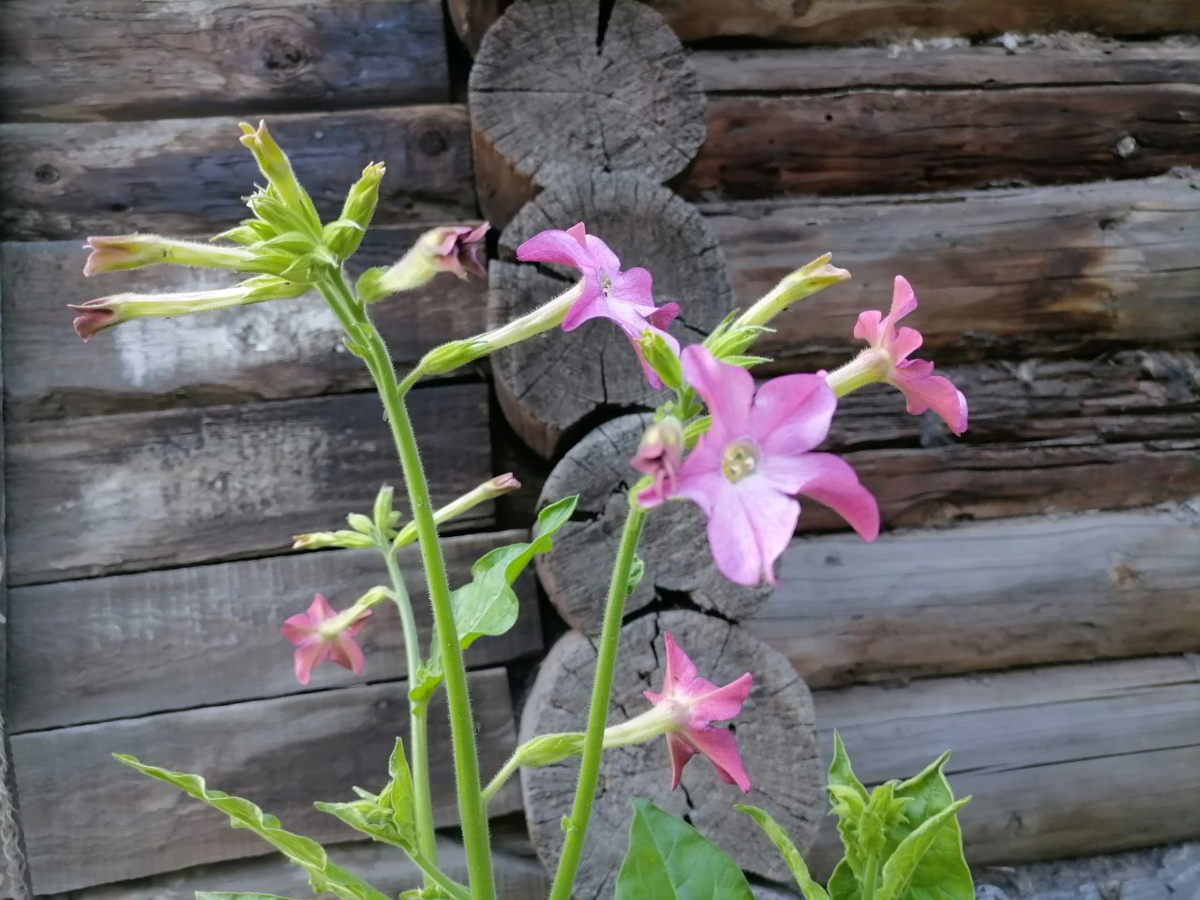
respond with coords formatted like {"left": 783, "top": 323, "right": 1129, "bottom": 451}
{"left": 490, "top": 172, "right": 733, "bottom": 459}
{"left": 519, "top": 610, "right": 822, "bottom": 898}
{"left": 469, "top": 0, "right": 706, "bottom": 224}
{"left": 536, "top": 413, "right": 769, "bottom": 635}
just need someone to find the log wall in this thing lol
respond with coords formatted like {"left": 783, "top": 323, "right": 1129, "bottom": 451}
{"left": 2, "top": 1, "right": 1199, "bottom": 898}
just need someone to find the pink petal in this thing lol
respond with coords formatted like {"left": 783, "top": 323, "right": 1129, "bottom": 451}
{"left": 293, "top": 639, "right": 330, "bottom": 686}
{"left": 781, "top": 453, "right": 880, "bottom": 541}
{"left": 566, "top": 222, "right": 588, "bottom": 247}
{"left": 609, "top": 266, "right": 655, "bottom": 312}
{"left": 681, "top": 346, "right": 754, "bottom": 442}
{"left": 686, "top": 726, "right": 751, "bottom": 793}
{"left": 647, "top": 300, "right": 680, "bottom": 331}
{"left": 887, "top": 326, "right": 924, "bottom": 363}
{"left": 666, "top": 732, "right": 697, "bottom": 790}
{"left": 689, "top": 673, "right": 753, "bottom": 726}
{"left": 891, "top": 365, "right": 969, "bottom": 435}
{"left": 889, "top": 275, "right": 918, "bottom": 323}
{"left": 581, "top": 231, "right": 622, "bottom": 273}
{"left": 853, "top": 309, "right": 884, "bottom": 345}
{"left": 751, "top": 374, "right": 836, "bottom": 455}
{"left": 306, "top": 593, "right": 337, "bottom": 623}
{"left": 705, "top": 479, "right": 799, "bottom": 586}
{"left": 516, "top": 227, "right": 595, "bottom": 270}
{"left": 281, "top": 614, "right": 317, "bottom": 646}
{"left": 662, "top": 632, "right": 698, "bottom": 696}
{"left": 674, "top": 443, "right": 726, "bottom": 518}
{"left": 560, "top": 284, "right": 607, "bottom": 332}
{"left": 328, "top": 633, "right": 366, "bottom": 675}
{"left": 343, "top": 608, "right": 372, "bottom": 637}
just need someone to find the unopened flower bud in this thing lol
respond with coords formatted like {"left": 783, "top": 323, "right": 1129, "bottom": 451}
{"left": 631, "top": 417, "right": 683, "bottom": 509}
{"left": 357, "top": 223, "right": 489, "bottom": 304}
{"left": 83, "top": 235, "right": 265, "bottom": 277}
{"left": 392, "top": 473, "right": 521, "bottom": 549}
{"left": 323, "top": 162, "right": 386, "bottom": 261}
{"left": 69, "top": 276, "right": 308, "bottom": 341}
{"left": 292, "top": 530, "right": 375, "bottom": 550}
{"left": 373, "top": 484, "right": 396, "bottom": 534}
{"left": 238, "top": 121, "right": 321, "bottom": 235}
{"left": 346, "top": 513, "right": 375, "bottom": 536}
{"left": 637, "top": 330, "right": 684, "bottom": 391}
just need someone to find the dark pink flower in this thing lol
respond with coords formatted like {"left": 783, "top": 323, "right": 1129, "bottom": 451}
{"left": 631, "top": 417, "right": 683, "bottom": 508}
{"left": 422, "top": 223, "right": 489, "bottom": 280}
{"left": 675, "top": 346, "right": 879, "bottom": 586}
{"left": 517, "top": 223, "right": 681, "bottom": 388}
{"left": 281, "top": 593, "right": 372, "bottom": 685}
{"left": 852, "top": 276, "right": 968, "bottom": 435}
{"left": 643, "top": 632, "right": 753, "bottom": 793}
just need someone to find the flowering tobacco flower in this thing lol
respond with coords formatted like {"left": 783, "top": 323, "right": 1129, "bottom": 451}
{"left": 281, "top": 593, "right": 374, "bottom": 685}
{"left": 830, "top": 276, "right": 968, "bottom": 435}
{"left": 357, "top": 223, "right": 490, "bottom": 304}
{"left": 631, "top": 416, "right": 683, "bottom": 508}
{"left": 516, "top": 223, "right": 681, "bottom": 389}
{"left": 675, "top": 346, "right": 879, "bottom": 586}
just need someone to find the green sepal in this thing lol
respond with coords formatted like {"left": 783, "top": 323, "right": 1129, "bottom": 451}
{"left": 735, "top": 804, "right": 830, "bottom": 900}
{"left": 315, "top": 740, "right": 418, "bottom": 853}
{"left": 113, "top": 755, "right": 389, "bottom": 900}
{"left": 615, "top": 798, "right": 754, "bottom": 900}
{"left": 626, "top": 556, "right": 645, "bottom": 595}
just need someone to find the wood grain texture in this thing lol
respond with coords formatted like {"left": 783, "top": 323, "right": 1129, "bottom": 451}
{"left": 808, "top": 655, "right": 1200, "bottom": 875}
{"left": 707, "top": 171, "right": 1200, "bottom": 370}
{"left": 6, "top": 384, "right": 492, "bottom": 585}
{"left": 748, "top": 505, "right": 1200, "bottom": 689}
{"left": 0, "top": 107, "right": 475, "bottom": 240}
{"left": 468, "top": 0, "right": 705, "bottom": 225}
{"left": 449, "top": 0, "right": 1200, "bottom": 48}
{"left": 521, "top": 611, "right": 822, "bottom": 899}
{"left": 536, "top": 414, "right": 768, "bottom": 635}
{"left": 0, "top": 0, "right": 448, "bottom": 123}
{"left": 491, "top": 172, "right": 733, "bottom": 457}
{"left": 14, "top": 669, "right": 521, "bottom": 895}
{"left": 8, "top": 530, "right": 541, "bottom": 731}
{"left": 1, "top": 231, "right": 487, "bottom": 420}
{"left": 681, "top": 83, "right": 1200, "bottom": 200}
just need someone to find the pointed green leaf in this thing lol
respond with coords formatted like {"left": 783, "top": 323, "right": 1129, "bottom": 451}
{"left": 114, "top": 755, "right": 388, "bottom": 900}
{"left": 827, "top": 859, "right": 860, "bottom": 900}
{"left": 735, "top": 804, "right": 829, "bottom": 900}
{"left": 876, "top": 798, "right": 971, "bottom": 900}
{"left": 615, "top": 799, "right": 754, "bottom": 900}
{"left": 316, "top": 740, "right": 418, "bottom": 853}
{"left": 829, "top": 731, "right": 868, "bottom": 802}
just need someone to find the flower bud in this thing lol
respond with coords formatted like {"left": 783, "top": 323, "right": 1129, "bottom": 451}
{"left": 631, "top": 416, "right": 683, "bottom": 509}
{"left": 323, "top": 162, "right": 386, "bottom": 261}
{"left": 373, "top": 484, "right": 396, "bottom": 534}
{"left": 636, "top": 330, "right": 684, "bottom": 391}
{"left": 392, "top": 473, "right": 521, "bottom": 549}
{"left": 357, "top": 223, "right": 489, "bottom": 304}
{"left": 346, "top": 513, "right": 375, "bottom": 536}
{"left": 292, "top": 530, "right": 375, "bottom": 550}
{"left": 520, "top": 733, "right": 586, "bottom": 767}
{"left": 238, "top": 121, "right": 321, "bottom": 235}
{"left": 69, "top": 276, "right": 308, "bottom": 341}
{"left": 83, "top": 235, "right": 265, "bottom": 277}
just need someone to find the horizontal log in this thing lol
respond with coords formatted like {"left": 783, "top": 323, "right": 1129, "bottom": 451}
{"left": 0, "top": 107, "right": 475, "bottom": 240}
{"left": 8, "top": 530, "right": 541, "bottom": 731}
{"left": 680, "top": 81, "right": 1200, "bottom": 200}
{"left": 809, "top": 655, "right": 1200, "bottom": 875}
{"left": 1, "top": 0, "right": 448, "bottom": 123}
{"left": 15, "top": 669, "right": 521, "bottom": 894}
{"left": 6, "top": 384, "right": 492, "bottom": 585}
{"left": 747, "top": 505, "right": 1200, "bottom": 689}
{"left": 707, "top": 171, "right": 1200, "bottom": 369}
{"left": 1, "top": 231, "right": 486, "bottom": 420}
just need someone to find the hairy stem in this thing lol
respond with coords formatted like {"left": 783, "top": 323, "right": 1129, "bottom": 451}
{"left": 548, "top": 504, "right": 647, "bottom": 900}
{"left": 317, "top": 269, "right": 495, "bottom": 900}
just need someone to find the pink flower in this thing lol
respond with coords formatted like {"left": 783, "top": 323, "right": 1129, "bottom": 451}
{"left": 644, "top": 632, "right": 753, "bottom": 793}
{"left": 675, "top": 346, "right": 879, "bottom": 586}
{"left": 70, "top": 298, "right": 119, "bottom": 341}
{"left": 631, "top": 417, "right": 683, "bottom": 508}
{"left": 281, "top": 593, "right": 372, "bottom": 685}
{"left": 517, "top": 223, "right": 681, "bottom": 388}
{"left": 421, "top": 223, "right": 489, "bottom": 280}
{"left": 853, "top": 276, "right": 968, "bottom": 435}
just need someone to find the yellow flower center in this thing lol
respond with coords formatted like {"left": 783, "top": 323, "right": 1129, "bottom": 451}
{"left": 721, "top": 440, "right": 759, "bottom": 483}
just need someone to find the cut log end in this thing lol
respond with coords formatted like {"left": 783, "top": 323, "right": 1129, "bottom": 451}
{"left": 537, "top": 413, "right": 769, "bottom": 634}
{"left": 489, "top": 171, "right": 733, "bottom": 459}
{"left": 468, "top": 0, "right": 706, "bottom": 224}
{"left": 520, "top": 611, "right": 822, "bottom": 899}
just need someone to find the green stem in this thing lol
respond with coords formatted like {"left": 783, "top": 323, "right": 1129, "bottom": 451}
{"left": 411, "top": 851, "right": 471, "bottom": 900}
{"left": 548, "top": 505, "right": 647, "bottom": 900}
{"left": 481, "top": 750, "right": 523, "bottom": 806}
{"left": 862, "top": 853, "right": 881, "bottom": 900}
{"left": 384, "top": 549, "right": 438, "bottom": 876}
{"left": 316, "top": 270, "right": 495, "bottom": 900}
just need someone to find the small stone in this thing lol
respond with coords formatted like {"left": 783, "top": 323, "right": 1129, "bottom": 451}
{"left": 1114, "top": 135, "right": 1139, "bottom": 159}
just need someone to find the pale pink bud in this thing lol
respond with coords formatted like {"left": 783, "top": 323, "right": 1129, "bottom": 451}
{"left": 631, "top": 417, "right": 683, "bottom": 508}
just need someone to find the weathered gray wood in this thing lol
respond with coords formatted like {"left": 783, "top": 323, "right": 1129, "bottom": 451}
{"left": 491, "top": 172, "right": 733, "bottom": 458}
{"left": 469, "top": 0, "right": 706, "bottom": 225}
{"left": 449, "top": 0, "right": 1200, "bottom": 49}
{"left": 696, "top": 38, "right": 1200, "bottom": 94}
{"left": 521, "top": 611, "right": 822, "bottom": 899}
{"left": 1, "top": 230, "right": 486, "bottom": 420}
{"left": 706, "top": 171, "right": 1200, "bottom": 370}
{"left": 8, "top": 530, "right": 541, "bottom": 731}
{"left": 808, "top": 655, "right": 1200, "bottom": 876}
{"left": 6, "top": 384, "right": 492, "bottom": 585}
{"left": 15, "top": 669, "right": 521, "bottom": 895}
{"left": 0, "top": 0, "right": 448, "bottom": 123}
{"left": 682, "top": 83, "right": 1200, "bottom": 200}
{"left": 537, "top": 414, "right": 768, "bottom": 635}
{"left": 0, "top": 107, "right": 475, "bottom": 240}
{"left": 747, "top": 505, "right": 1200, "bottom": 689}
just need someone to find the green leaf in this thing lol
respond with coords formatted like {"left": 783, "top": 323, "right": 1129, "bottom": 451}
{"left": 626, "top": 556, "right": 645, "bottom": 595}
{"left": 114, "top": 755, "right": 388, "bottom": 900}
{"left": 829, "top": 731, "right": 869, "bottom": 802}
{"left": 615, "top": 798, "right": 754, "bottom": 900}
{"left": 316, "top": 740, "right": 418, "bottom": 853}
{"left": 876, "top": 799, "right": 971, "bottom": 900}
{"left": 883, "top": 754, "right": 973, "bottom": 900}
{"left": 413, "top": 496, "right": 578, "bottom": 702}
{"left": 735, "top": 805, "right": 829, "bottom": 900}
{"left": 827, "top": 859, "right": 860, "bottom": 900}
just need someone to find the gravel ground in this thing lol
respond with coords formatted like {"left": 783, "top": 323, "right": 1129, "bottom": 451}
{"left": 975, "top": 842, "right": 1200, "bottom": 899}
